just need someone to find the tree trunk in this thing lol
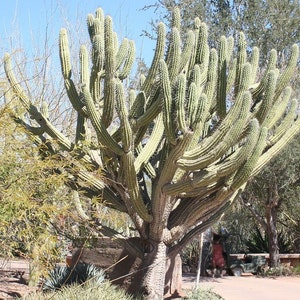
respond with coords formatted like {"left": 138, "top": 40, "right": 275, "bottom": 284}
{"left": 164, "top": 252, "right": 183, "bottom": 299}
{"left": 266, "top": 207, "right": 280, "bottom": 267}
{"left": 131, "top": 241, "right": 183, "bottom": 299}
{"left": 141, "top": 241, "right": 167, "bottom": 299}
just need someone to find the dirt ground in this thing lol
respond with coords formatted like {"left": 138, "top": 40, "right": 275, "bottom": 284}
{"left": 1, "top": 272, "right": 300, "bottom": 299}
{"left": 182, "top": 273, "right": 300, "bottom": 300}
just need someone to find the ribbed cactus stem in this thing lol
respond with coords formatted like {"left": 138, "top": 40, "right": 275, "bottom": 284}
{"left": 102, "top": 15, "right": 115, "bottom": 128}
{"left": 122, "top": 152, "right": 153, "bottom": 222}
{"left": 180, "top": 84, "right": 252, "bottom": 162}
{"left": 80, "top": 45, "right": 90, "bottom": 86}
{"left": 142, "top": 22, "right": 166, "bottom": 97}
{"left": 250, "top": 47, "right": 259, "bottom": 84}
{"left": 59, "top": 28, "right": 72, "bottom": 79}
{"left": 179, "top": 30, "right": 195, "bottom": 72}
{"left": 205, "top": 48, "right": 218, "bottom": 105}
{"left": 252, "top": 118, "right": 300, "bottom": 178}
{"left": 217, "top": 35, "right": 228, "bottom": 118}
{"left": 4, "top": 53, "right": 31, "bottom": 110}
{"left": 177, "top": 91, "right": 251, "bottom": 171}
{"left": 82, "top": 84, "right": 124, "bottom": 155}
{"left": 235, "top": 32, "right": 247, "bottom": 96}
{"left": 255, "top": 70, "right": 278, "bottom": 124}
{"left": 134, "top": 113, "right": 164, "bottom": 174}
{"left": 274, "top": 44, "right": 299, "bottom": 100}
{"left": 115, "top": 80, "right": 132, "bottom": 153}
{"left": 166, "top": 27, "right": 181, "bottom": 81}
{"left": 268, "top": 98, "right": 298, "bottom": 145}
{"left": 230, "top": 126, "right": 268, "bottom": 190}
{"left": 176, "top": 73, "right": 187, "bottom": 132}
{"left": 265, "top": 86, "right": 292, "bottom": 129}
{"left": 159, "top": 59, "right": 176, "bottom": 145}
{"left": 119, "top": 40, "right": 135, "bottom": 80}
{"left": 171, "top": 6, "right": 181, "bottom": 31}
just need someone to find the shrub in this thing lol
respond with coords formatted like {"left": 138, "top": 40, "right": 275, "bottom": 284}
{"left": 184, "top": 288, "right": 224, "bottom": 300}
{"left": 42, "top": 263, "right": 105, "bottom": 291}
{"left": 24, "top": 280, "right": 133, "bottom": 300}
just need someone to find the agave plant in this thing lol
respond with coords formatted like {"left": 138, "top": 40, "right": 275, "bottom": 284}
{"left": 42, "top": 263, "right": 106, "bottom": 291}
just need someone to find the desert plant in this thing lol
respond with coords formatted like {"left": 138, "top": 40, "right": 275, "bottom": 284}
{"left": 185, "top": 288, "right": 224, "bottom": 300}
{"left": 25, "top": 280, "right": 133, "bottom": 300}
{"left": 42, "top": 263, "right": 105, "bottom": 291}
{"left": 245, "top": 227, "right": 293, "bottom": 254}
{"left": 3, "top": 6, "right": 299, "bottom": 299}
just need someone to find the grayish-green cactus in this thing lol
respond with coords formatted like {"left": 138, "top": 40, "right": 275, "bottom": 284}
{"left": 3, "top": 7, "right": 300, "bottom": 299}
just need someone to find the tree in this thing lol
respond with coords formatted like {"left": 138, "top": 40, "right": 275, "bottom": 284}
{"left": 145, "top": 0, "right": 300, "bottom": 62}
{"left": 3, "top": 6, "right": 300, "bottom": 299}
{"left": 240, "top": 135, "right": 300, "bottom": 267}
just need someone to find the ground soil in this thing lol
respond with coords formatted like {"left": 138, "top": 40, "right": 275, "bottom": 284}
{"left": 1, "top": 271, "right": 300, "bottom": 299}
{"left": 182, "top": 273, "right": 300, "bottom": 300}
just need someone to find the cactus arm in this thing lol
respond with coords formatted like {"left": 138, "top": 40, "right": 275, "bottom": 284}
{"left": 115, "top": 38, "right": 129, "bottom": 71}
{"left": 141, "top": 22, "right": 166, "bottom": 98}
{"left": 177, "top": 91, "right": 251, "bottom": 171}
{"left": 251, "top": 49, "right": 277, "bottom": 100}
{"left": 166, "top": 27, "right": 181, "bottom": 81}
{"left": 159, "top": 59, "right": 176, "bottom": 145}
{"left": 226, "top": 58, "right": 237, "bottom": 94}
{"left": 58, "top": 29, "right": 87, "bottom": 116}
{"left": 134, "top": 113, "right": 164, "bottom": 174}
{"left": 101, "top": 16, "right": 115, "bottom": 127}
{"left": 119, "top": 40, "right": 135, "bottom": 80}
{"left": 204, "top": 48, "right": 218, "bottom": 106}
{"left": 274, "top": 44, "right": 299, "bottom": 100}
{"left": 163, "top": 118, "right": 260, "bottom": 195}
{"left": 251, "top": 117, "right": 300, "bottom": 178}
{"left": 264, "top": 86, "right": 292, "bottom": 129}
{"left": 82, "top": 84, "right": 124, "bottom": 155}
{"left": 178, "top": 65, "right": 251, "bottom": 162}
{"left": 122, "top": 151, "right": 153, "bottom": 222}
{"left": 217, "top": 36, "right": 228, "bottom": 118}
{"left": 250, "top": 47, "right": 259, "bottom": 84}
{"left": 4, "top": 53, "right": 31, "bottom": 110}
{"left": 187, "top": 82, "right": 197, "bottom": 128}
{"left": 80, "top": 45, "right": 90, "bottom": 87}
{"left": 230, "top": 126, "right": 268, "bottom": 190}
{"left": 179, "top": 30, "right": 195, "bottom": 72}
{"left": 59, "top": 28, "right": 72, "bottom": 79}
{"left": 4, "top": 53, "right": 74, "bottom": 150}
{"left": 268, "top": 98, "right": 298, "bottom": 145}
{"left": 176, "top": 73, "right": 187, "bottom": 132}
{"left": 115, "top": 80, "right": 132, "bottom": 153}
{"left": 234, "top": 32, "right": 247, "bottom": 96}
{"left": 151, "top": 131, "right": 193, "bottom": 237}
{"left": 254, "top": 70, "right": 278, "bottom": 123}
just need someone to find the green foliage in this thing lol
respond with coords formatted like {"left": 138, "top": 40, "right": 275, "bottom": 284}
{"left": 25, "top": 280, "right": 133, "bottom": 300}
{"left": 184, "top": 288, "right": 224, "bottom": 300}
{"left": 245, "top": 227, "right": 293, "bottom": 254}
{"left": 146, "top": 0, "right": 300, "bottom": 62}
{"left": 261, "top": 265, "right": 293, "bottom": 277}
{"left": 42, "top": 263, "right": 105, "bottom": 291}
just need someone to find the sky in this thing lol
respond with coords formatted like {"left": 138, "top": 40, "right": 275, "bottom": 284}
{"left": 0, "top": 0, "right": 159, "bottom": 66}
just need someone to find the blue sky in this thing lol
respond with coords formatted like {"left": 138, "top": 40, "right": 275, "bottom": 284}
{"left": 0, "top": 0, "right": 159, "bottom": 66}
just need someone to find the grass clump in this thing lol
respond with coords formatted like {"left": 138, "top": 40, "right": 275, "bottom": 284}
{"left": 184, "top": 288, "right": 224, "bottom": 300}
{"left": 24, "top": 280, "right": 133, "bottom": 300}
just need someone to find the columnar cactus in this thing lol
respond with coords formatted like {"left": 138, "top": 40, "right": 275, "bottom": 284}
{"left": 4, "top": 7, "right": 299, "bottom": 299}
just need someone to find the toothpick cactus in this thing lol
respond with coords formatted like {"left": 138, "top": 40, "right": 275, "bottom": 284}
{"left": 4, "top": 7, "right": 299, "bottom": 299}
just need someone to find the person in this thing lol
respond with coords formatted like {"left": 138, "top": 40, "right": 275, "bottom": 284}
{"left": 212, "top": 234, "right": 225, "bottom": 277}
